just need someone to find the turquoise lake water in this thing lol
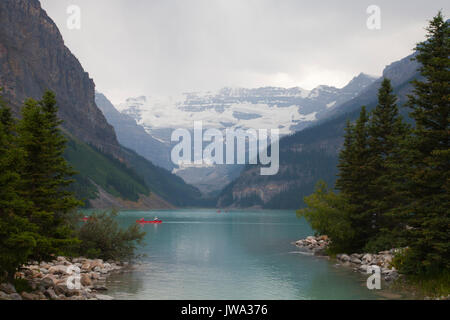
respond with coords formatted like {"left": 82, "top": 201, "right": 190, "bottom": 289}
{"left": 104, "top": 209, "right": 388, "bottom": 300}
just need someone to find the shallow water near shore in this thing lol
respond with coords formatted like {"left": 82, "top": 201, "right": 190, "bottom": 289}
{"left": 102, "top": 209, "right": 406, "bottom": 300}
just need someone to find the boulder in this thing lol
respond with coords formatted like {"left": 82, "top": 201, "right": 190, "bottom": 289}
{"left": 80, "top": 274, "right": 92, "bottom": 287}
{"left": 384, "top": 271, "right": 399, "bottom": 282}
{"left": 383, "top": 254, "right": 393, "bottom": 264}
{"left": 95, "top": 294, "right": 114, "bottom": 300}
{"left": 8, "top": 293, "right": 23, "bottom": 300}
{"left": 45, "top": 288, "right": 58, "bottom": 300}
{"left": 67, "top": 289, "right": 82, "bottom": 297}
{"left": 362, "top": 254, "right": 373, "bottom": 263}
{"left": 0, "top": 291, "right": 11, "bottom": 300}
{"left": 381, "top": 268, "right": 391, "bottom": 274}
{"left": 338, "top": 254, "right": 351, "bottom": 262}
{"left": 90, "top": 260, "right": 104, "bottom": 270}
{"left": 48, "top": 265, "right": 68, "bottom": 275}
{"left": 91, "top": 272, "right": 100, "bottom": 280}
{"left": 40, "top": 276, "right": 57, "bottom": 288}
{"left": 68, "top": 295, "right": 87, "bottom": 300}
{"left": 21, "top": 292, "right": 40, "bottom": 300}
{"left": 0, "top": 283, "right": 16, "bottom": 294}
{"left": 81, "top": 263, "right": 91, "bottom": 271}
{"left": 92, "top": 285, "right": 108, "bottom": 291}
{"left": 54, "top": 284, "right": 70, "bottom": 296}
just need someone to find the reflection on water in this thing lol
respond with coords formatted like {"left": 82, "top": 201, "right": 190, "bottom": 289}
{"left": 104, "top": 209, "right": 388, "bottom": 300}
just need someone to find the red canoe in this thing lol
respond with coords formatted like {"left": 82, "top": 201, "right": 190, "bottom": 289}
{"left": 137, "top": 219, "right": 162, "bottom": 224}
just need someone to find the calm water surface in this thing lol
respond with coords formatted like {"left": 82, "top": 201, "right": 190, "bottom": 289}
{"left": 104, "top": 209, "right": 390, "bottom": 300}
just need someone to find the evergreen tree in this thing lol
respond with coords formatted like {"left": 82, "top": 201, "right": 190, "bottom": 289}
{"left": 401, "top": 12, "right": 450, "bottom": 275}
{"left": 335, "top": 120, "right": 355, "bottom": 194}
{"left": 365, "top": 79, "right": 411, "bottom": 251}
{"left": 335, "top": 107, "right": 373, "bottom": 251}
{"left": 17, "top": 92, "right": 80, "bottom": 260}
{"left": 0, "top": 92, "right": 37, "bottom": 281}
{"left": 38, "top": 91, "right": 81, "bottom": 216}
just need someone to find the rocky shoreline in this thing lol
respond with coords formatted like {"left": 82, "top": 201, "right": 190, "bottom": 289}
{"left": 294, "top": 235, "right": 400, "bottom": 282}
{"left": 0, "top": 256, "right": 127, "bottom": 300}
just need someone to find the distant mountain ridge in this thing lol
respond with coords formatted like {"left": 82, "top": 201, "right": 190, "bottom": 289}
{"left": 113, "top": 74, "right": 376, "bottom": 195}
{"left": 217, "top": 53, "right": 420, "bottom": 209}
{"left": 117, "top": 73, "right": 377, "bottom": 142}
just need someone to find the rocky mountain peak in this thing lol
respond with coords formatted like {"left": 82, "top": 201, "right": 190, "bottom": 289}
{"left": 0, "top": 0, "right": 121, "bottom": 156}
{"left": 340, "top": 73, "right": 378, "bottom": 95}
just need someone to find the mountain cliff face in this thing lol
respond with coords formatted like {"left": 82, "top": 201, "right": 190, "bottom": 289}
{"left": 217, "top": 53, "right": 420, "bottom": 209}
{"left": 323, "top": 53, "right": 419, "bottom": 121}
{"left": 0, "top": 0, "right": 203, "bottom": 208}
{"left": 0, "top": 0, "right": 120, "bottom": 156}
{"left": 95, "top": 92, "right": 173, "bottom": 170}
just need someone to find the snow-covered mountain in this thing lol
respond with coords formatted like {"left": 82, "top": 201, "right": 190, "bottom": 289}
{"left": 111, "top": 73, "right": 377, "bottom": 195}
{"left": 116, "top": 73, "right": 377, "bottom": 144}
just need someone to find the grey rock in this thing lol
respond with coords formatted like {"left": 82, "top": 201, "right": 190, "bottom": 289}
{"left": 0, "top": 283, "right": 16, "bottom": 294}
{"left": 351, "top": 257, "right": 362, "bottom": 264}
{"left": 48, "top": 265, "right": 68, "bottom": 275}
{"left": 40, "top": 276, "right": 57, "bottom": 288}
{"left": 45, "top": 288, "right": 58, "bottom": 300}
{"left": 9, "top": 293, "right": 23, "bottom": 300}
{"left": 93, "top": 285, "right": 108, "bottom": 291}
{"left": 0, "top": 0, "right": 121, "bottom": 156}
{"left": 21, "top": 292, "right": 40, "bottom": 300}
{"left": 95, "top": 294, "right": 114, "bottom": 300}
{"left": 339, "top": 254, "right": 351, "bottom": 262}
{"left": 0, "top": 291, "right": 12, "bottom": 300}
{"left": 54, "top": 284, "right": 69, "bottom": 296}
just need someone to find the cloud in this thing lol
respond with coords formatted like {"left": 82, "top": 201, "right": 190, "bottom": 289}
{"left": 40, "top": 0, "right": 449, "bottom": 103}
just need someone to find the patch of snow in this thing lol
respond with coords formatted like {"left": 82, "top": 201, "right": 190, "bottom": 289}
{"left": 326, "top": 101, "right": 336, "bottom": 108}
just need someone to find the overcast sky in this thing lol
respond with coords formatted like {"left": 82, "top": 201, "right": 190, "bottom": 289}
{"left": 40, "top": 0, "right": 448, "bottom": 104}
